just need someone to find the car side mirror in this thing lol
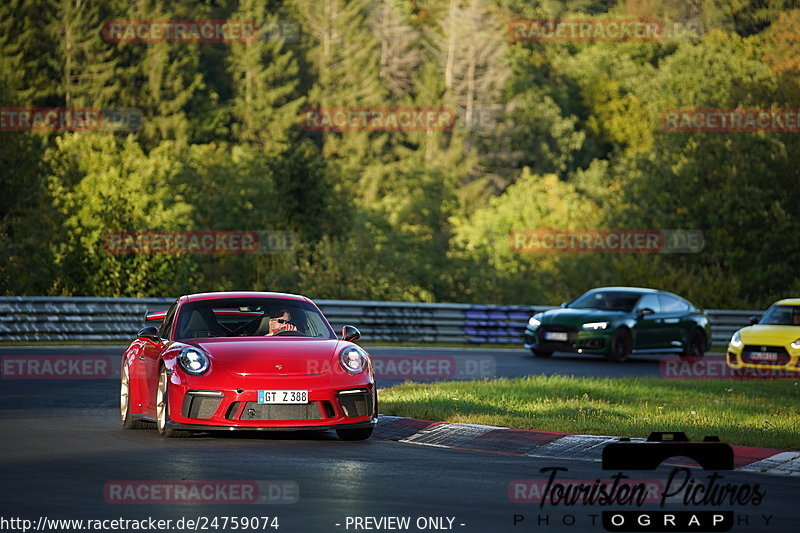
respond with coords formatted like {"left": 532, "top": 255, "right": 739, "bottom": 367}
{"left": 638, "top": 308, "right": 655, "bottom": 317}
{"left": 560, "top": 302, "right": 567, "bottom": 308}
{"left": 342, "top": 325, "right": 361, "bottom": 343}
{"left": 748, "top": 315, "right": 760, "bottom": 326}
{"left": 137, "top": 326, "right": 161, "bottom": 343}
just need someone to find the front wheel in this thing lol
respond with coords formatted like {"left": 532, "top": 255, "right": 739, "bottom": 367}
{"left": 606, "top": 329, "right": 632, "bottom": 362}
{"left": 157, "top": 367, "right": 191, "bottom": 438}
{"left": 681, "top": 329, "right": 707, "bottom": 360}
{"left": 336, "top": 427, "right": 374, "bottom": 441}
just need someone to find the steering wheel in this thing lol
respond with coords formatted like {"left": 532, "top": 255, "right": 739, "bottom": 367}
{"left": 273, "top": 329, "right": 304, "bottom": 337}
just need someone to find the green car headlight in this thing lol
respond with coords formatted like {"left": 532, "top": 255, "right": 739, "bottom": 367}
{"left": 582, "top": 322, "right": 608, "bottom": 330}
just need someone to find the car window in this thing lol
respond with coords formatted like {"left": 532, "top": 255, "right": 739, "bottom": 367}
{"left": 636, "top": 294, "right": 662, "bottom": 313}
{"left": 569, "top": 291, "right": 641, "bottom": 312}
{"left": 759, "top": 305, "right": 800, "bottom": 326}
{"left": 659, "top": 294, "right": 689, "bottom": 313}
{"left": 174, "top": 297, "right": 336, "bottom": 340}
{"left": 159, "top": 302, "right": 178, "bottom": 339}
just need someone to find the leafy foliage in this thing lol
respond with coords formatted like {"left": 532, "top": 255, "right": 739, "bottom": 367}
{"left": 2, "top": 0, "right": 798, "bottom": 310}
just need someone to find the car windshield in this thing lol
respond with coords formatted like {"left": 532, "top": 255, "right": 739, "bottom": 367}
{"left": 174, "top": 297, "right": 335, "bottom": 340}
{"left": 758, "top": 305, "right": 800, "bottom": 326}
{"left": 568, "top": 291, "right": 642, "bottom": 312}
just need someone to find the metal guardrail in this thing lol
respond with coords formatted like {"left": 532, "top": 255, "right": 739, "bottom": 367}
{"left": 0, "top": 296, "right": 759, "bottom": 346}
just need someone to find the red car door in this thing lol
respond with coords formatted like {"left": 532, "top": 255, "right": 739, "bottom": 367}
{"left": 139, "top": 340, "right": 163, "bottom": 417}
{"left": 138, "top": 303, "right": 177, "bottom": 417}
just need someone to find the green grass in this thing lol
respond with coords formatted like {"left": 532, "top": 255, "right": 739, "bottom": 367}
{"left": 379, "top": 376, "right": 800, "bottom": 450}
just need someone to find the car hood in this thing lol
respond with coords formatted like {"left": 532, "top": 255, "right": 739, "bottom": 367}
{"left": 186, "top": 337, "right": 342, "bottom": 376}
{"left": 739, "top": 325, "right": 800, "bottom": 346}
{"left": 539, "top": 308, "right": 628, "bottom": 326}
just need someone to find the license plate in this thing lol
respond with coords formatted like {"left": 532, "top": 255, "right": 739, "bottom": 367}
{"left": 749, "top": 352, "right": 778, "bottom": 361}
{"left": 544, "top": 331, "right": 568, "bottom": 341}
{"left": 258, "top": 390, "right": 308, "bottom": 404}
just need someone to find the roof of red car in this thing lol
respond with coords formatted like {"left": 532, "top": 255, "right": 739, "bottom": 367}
{"left": 179, "top": 291, "right": 309, "bottom": 303}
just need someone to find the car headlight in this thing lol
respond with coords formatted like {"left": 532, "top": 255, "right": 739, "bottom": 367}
{"left": 178, "top": 348, "right": 210, "bottom": 375}
{"left": 729, "top": 331, "right": 743, "bottom": 349}
{"left": 339, "top": 346, "right": 368, "bottom": 374}
{"left": 791, "top": 338, "right": 800, "bottom": 350}
{"left": 528, "top": 316, "right": 541, "bottom": 328}
{"left": 582, "top": 322, "right": 608, "bottom": 330}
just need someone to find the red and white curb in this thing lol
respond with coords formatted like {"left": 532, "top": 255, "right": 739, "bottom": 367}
{"left": 373, "top": 415, "right": 800, "bottom": 476}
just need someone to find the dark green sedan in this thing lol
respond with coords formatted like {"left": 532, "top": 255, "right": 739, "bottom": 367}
{"left": 523, "top": 287, "right": 711, "bottom": 362}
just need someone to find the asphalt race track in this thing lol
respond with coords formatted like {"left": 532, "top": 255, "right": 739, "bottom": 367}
{"left": 1, "top": 346, "right": 798, "bottom": 533}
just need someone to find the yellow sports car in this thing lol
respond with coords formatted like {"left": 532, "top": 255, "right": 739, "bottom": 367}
{"left": 727, "top": 298, "right": 800, "bottom": 373}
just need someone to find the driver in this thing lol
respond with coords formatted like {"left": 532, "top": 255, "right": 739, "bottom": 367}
{"left": 264, "top": 309, "right": 298, "bottom": 336}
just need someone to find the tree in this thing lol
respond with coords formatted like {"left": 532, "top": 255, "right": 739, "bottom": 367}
{"left": 606, "top": 30, "right": 800, "bottom": 306}
{"left": 369, "top": 0, "right": 423, "bottom": 99}
{"left": 113, "top": 0, "right": 205, "bottom": 148}
{"left": 45, "top": 134, "right": 199, "bottom": 296}
{"left": 228, "top": 0, "right": 305, "bottom": 152}
{"left": 0, "top": 52, "right": 51, "bottom": 294}
{"left": 759, "top": 9, "right": 800, "bottom": 106}
{"left": 56, "top": 0, "right": 120, "bottom": 109}
{"left": 290, "top": 0, "right": 390, "bottom": 193}
{"left": 424, "top": 0, "right": 509, "bottom": 134}
{"left": 0, "top": 0, "right": 62, "bottom": 106}
{"left": 451, "top": 170, "right": 602, "bottom": 303}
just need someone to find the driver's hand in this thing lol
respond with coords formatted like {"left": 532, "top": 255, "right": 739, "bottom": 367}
{"left": 278, "top": 323, "right": 297, "bottom": 333}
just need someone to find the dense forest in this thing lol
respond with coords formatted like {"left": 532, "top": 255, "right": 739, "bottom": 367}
{"left": 2, "top": 0, "right": 800, "bottom": 308}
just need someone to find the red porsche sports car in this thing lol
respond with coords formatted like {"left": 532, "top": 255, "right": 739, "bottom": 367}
{"left": 120, "top": 291, "right": 377, "bottom": 440}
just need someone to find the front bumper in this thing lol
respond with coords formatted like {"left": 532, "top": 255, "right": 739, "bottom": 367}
{"left": 523, "top": 326, "right": 613, "bottom": 354}
{"left": 166, "top": 419, "right": 377, "bottom": 432}
{"left": 167, "top": 371, "right": 377, "bottom": 429}
{"left": 726, "top": 343, "right": 800, "bottom": 374}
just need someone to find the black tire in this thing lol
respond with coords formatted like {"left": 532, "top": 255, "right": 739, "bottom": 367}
{"left": 157, "top": 367, "right": 191, "bottom": 438}
{"left": 121, "top": 362, "right": 147, "bottom": 429}
{"left": 681, "top": 329, "right": 707, "bottom": 360}
{"left": 532, "top": 349, "right": 553, "bottom": 358}
{"left": 606, "top": 329, "right": 632, "bottom": 362}
{"left": 336, "top": 427, "right": 374, "bottom": 441}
